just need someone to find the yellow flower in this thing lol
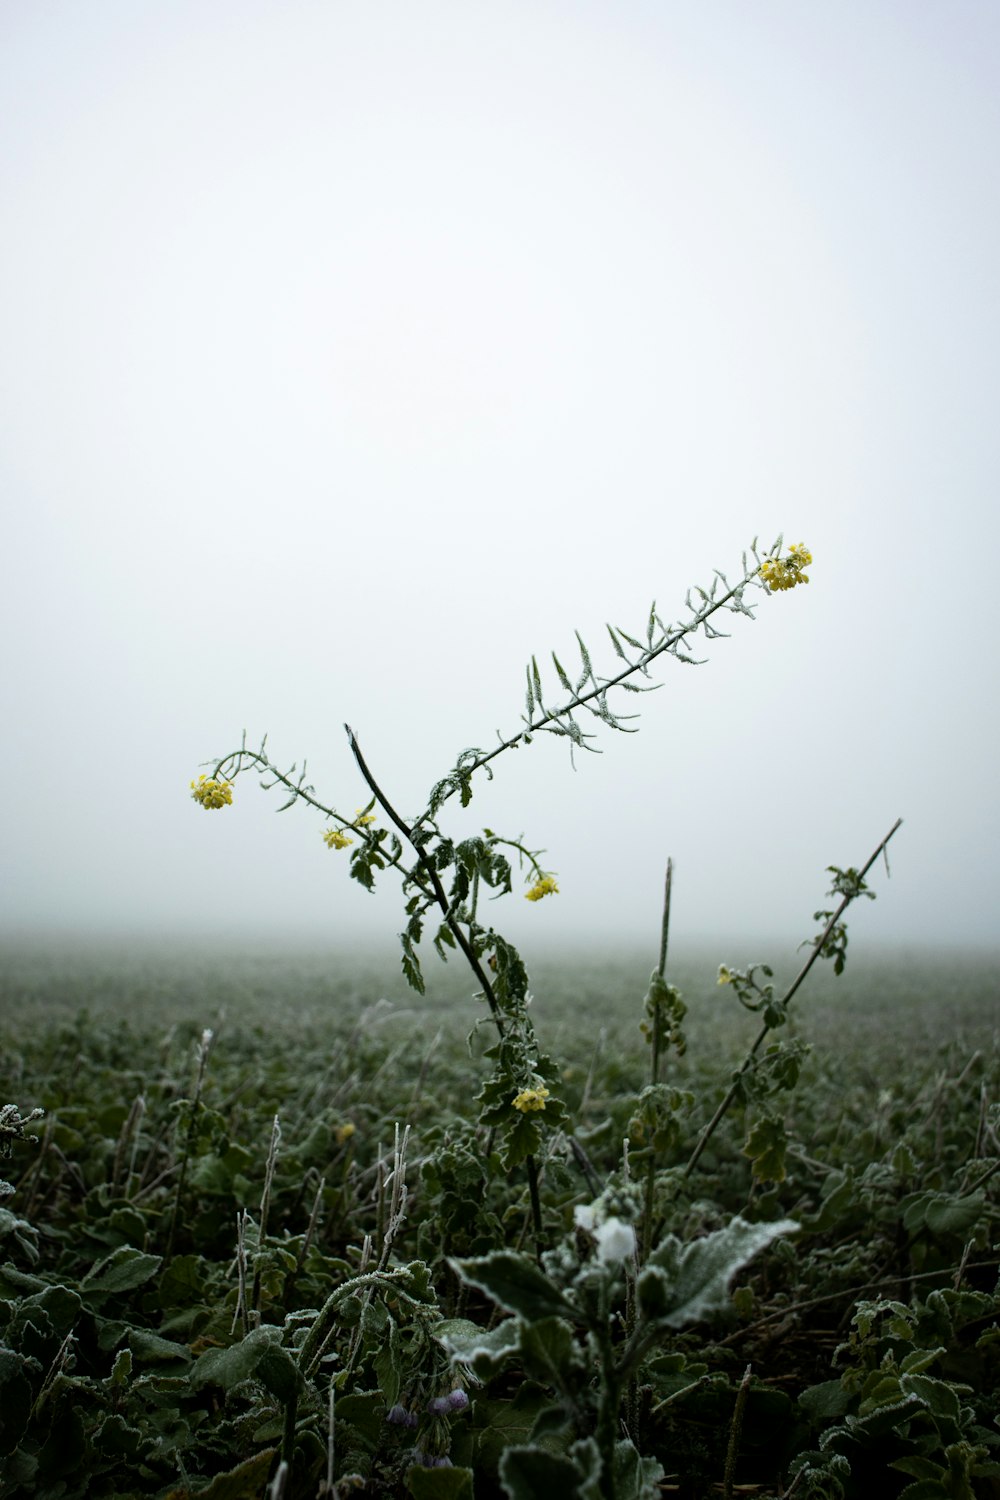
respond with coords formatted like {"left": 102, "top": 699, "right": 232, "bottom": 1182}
{"left": 717, "top": 966, "right": 732, "bottom": 985}
{"left": 190, "top": 775, "right": 233, "bottom": 810}
{"left": 760, "top": 542, "right": 813, "bottom": 592}
{"left": 525, "top": 875, "right": 559, "bottom": 902}
{"left": 512, "top": 1086, "right": 550, "bottom": 1113}
{"left": 323, "top": 827, "right": 354, "bottom": 850}
{"left": 334, "top": 1122, "right": 356, "bottom": 1145}
{"left": 353, "top": 807, "right": 377, "bottom": 827}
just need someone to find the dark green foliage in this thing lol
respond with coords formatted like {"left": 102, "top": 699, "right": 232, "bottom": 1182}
{"left": 0, "top": 950, "right": 997, "bottom": 1497}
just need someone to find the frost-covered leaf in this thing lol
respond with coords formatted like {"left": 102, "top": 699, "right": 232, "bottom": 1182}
{"left": 449, "top": 1252, "right": 573, "bottom": 1322}
{"left": 405, "top": 1466, "right": 475, "bottom": 1500}
{"left": 193, "top": 1325, "right": 297, "bottom": 1398}
{"left": 647, "top": 1216, "right": 798, "bottom": 1327}
{"left": 81, "top": 1246, "right": 163, "bottom": 1300}
{"left": 498, "top": 1444, "right": 587, "bottom": 1500}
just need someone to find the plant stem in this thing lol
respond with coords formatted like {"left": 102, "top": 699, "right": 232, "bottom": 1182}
{"left": 525, "top": 1152, "right": 545, "bottom": 1261}
{"left": 642, "top": 858, "right": 672, "bottom": 1261}
{"left": 657, "top": 858, "right": 673, "bottom": 1004}
{"left": 346, "top": 726, "right": 549, "bottom": 1247}
{"left": 684, "top": 817, "right": 902, "bottom": 1178}
{"left": 345, "top": 725, "right": 505, "bottom": 1036}
{"left": 723, "top": 1365, "right": 751, "bottom": 1499}
{"left": 165, "top": 1029, "right": 213, "bottom": 1259}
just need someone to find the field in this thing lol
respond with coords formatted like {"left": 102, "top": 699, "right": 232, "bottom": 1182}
{"left": 0, "top": 939, "right": 998, "bottom": 1499}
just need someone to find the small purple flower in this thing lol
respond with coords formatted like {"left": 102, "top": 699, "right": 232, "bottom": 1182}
{"left": 412, "top": 1450, "right": 453, "bottom": 1468}
{"left": 446, "top": 1389, "right": 470, "bottom": 1413}
{"left": 386, "top": 1404, "right": 418, "bottom": 1429}
{"left": 427, "top": 1395, "right": 451, "bottom": 1416}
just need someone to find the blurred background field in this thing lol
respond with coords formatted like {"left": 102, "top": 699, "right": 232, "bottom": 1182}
{"left": 2, "top": 938, "right": 995, "bottom": 1074}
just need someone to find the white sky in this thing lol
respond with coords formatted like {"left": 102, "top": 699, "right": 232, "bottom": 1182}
{"left": 2, "top": 0, "right": 998, "bottom": 962}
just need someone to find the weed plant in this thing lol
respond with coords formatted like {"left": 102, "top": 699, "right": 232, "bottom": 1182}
{"left": 1, "top": 539, "right": 998, "bottom": 1499}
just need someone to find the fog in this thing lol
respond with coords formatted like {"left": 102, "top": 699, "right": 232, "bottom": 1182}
{"left": 2, "top": 1, "right": 998, "bottom": 968}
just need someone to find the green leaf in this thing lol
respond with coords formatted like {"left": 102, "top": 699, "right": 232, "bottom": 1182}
{"left": 501, "top": 1113, "right": 543, "bottom": 1172}
{"left": 845, "top": 1393, "right": 928, "bottom": 1437}
{"left": 742, "top": 1115, "right": 789, "bottom": 1183}
{"left": 189, "top": 1448, "right": 279, "bottom": 1499}
{"left": 551, "top": 652, "right": 572, "bottom": 692}
{"left": 518, "top": 1316, "right": 582, "bottom": 1389}
{"left": 900, "top": 1372, "right": 962, "bottom": 1425}
{"left": 499, "top": 1445, "right": 586, "bottom": 1499}
{"left": 193, "top": 1325, "right": 289, "bottom": 1392}
{"left": 606, "top": 624, "right": 628, "bottom": 661}
{"left": 335, "top": 1391, "right": 386, "bottom": 1448}
{"left": 894, "top": 1479, "right": 952, "bottom": 1500}
{"left": 647, "top": 1216, "right": 798, "bottom": 1328}
{"left": 349, "top": 847, "right": 377, "bottom": 891}
{"left": 0, "top": 1207, "right": 40, "bottom": 1264}
{"left": 158, "top": 1253, "right": 206, "bottom": 1308}
{"left": 81, "top": 1246, "right": 162, "bottom": 1300}
{"left": 450, "top": 1252, "right": 573, "bottom": 1322}
{"left": 902, "top": 1191, "right": 986, "bottom": 1239}
{"left": 406, "top": 1467, "right": 475, "bottom": 1500}
{"left": 129, "top": 1328, "right": 191, "bottom": 1365}
{"left": 610, "top": 1438, "right": 666, "bottom": 1500}
{"left": 470, "top": 1384, "right": 556, "bottom": 1473}
{"left": 375, "top": 1316, "right": 402, "bottom": 1409}
{"left": 400, "top": 930, "right": 426, "bottom": 994}
{"left": 435, "top": 1316, "right": 523, "bottom": 1378}
{"left": 93, "top": 1413, "right": 147, "bottom": 1458}
{"left": 799, "top": 1379, "right": 850, "bottom": 1424}
{"left": 0, "top": 1348, "right": 34, "bottom": 1456}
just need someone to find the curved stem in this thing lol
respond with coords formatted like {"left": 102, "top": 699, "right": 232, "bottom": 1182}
{"left": 345, "top": 726, "right": 505, "bottom": 1036}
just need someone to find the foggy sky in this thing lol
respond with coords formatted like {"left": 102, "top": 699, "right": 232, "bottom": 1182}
{"left": 2, "top": 1, "right": 998, "bottom": 964}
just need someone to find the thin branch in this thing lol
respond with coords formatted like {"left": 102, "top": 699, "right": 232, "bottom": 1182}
{"left": 425, "top": 565, "right": 765, "bottom": 819}
{"left": 684, "top": 818, "right": 904, "bottom": 1178}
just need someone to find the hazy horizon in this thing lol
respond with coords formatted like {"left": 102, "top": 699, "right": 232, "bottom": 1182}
{"left": 2, "top": 2, "right": 999, "bottom": 959}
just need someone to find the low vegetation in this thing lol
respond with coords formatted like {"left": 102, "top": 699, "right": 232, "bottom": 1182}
{"left": 1, "top": 537, "right": 997, "bottom": 1497}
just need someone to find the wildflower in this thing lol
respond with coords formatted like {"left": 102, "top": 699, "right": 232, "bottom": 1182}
{"left": 525, "top": 875, "right": 559, "bottom": 902}
{"left": 428, "top": 1387, "right": 470, "bottom": 1416}
{"left": 322, "top": 827, "right": 354, "bottom": 850}
{"left": 574, "top": 1202, "right": 599, "bottom": 1233}
{"left": 190, "top": 774, "right": 233, "bottom": 809}
{"left": 386, "top": 1404, "right": 418, "bottom": 1429}
{"left": 512, "top": 1085, "right": 550, "bottom": 1113}
{"left": 353, "top": 807, "right": 377, "bottom": 827}
{"left": 760, "top": 543, "right": 812, "bottom": 592}
{"left": 334, "top": 1122, "right": 356, "bottom": 1145}
{"left": 593, "top": 1216, "right": 637, "bottom": 1266}
{"left": 717, "top": 966, "right": 732, "bottom": 985}
{"left": 574, "top": 1198, "right": 638, "bottom": 1265}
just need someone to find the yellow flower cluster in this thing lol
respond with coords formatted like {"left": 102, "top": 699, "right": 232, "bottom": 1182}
{"left": 760, "top": 543, "right": 813, "bottom": 592}
{"left": 323, "top": 828, "right": 354, "bottom": 850}
{"left": 190, "top": 775, "right": 233, "bottom": 810}
{"left": 353, "top": 808, "right": 377, "bottom": 827}
{"left": 512, "top": 1086, "right": 550, "bottom": 1113}
{"left": 525, "top": 875, "right": 559, "bottom": 902}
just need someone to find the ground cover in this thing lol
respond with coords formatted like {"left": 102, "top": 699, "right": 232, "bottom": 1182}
{"left": 0, "top": 943, "right": 997, "bottom": 1498}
